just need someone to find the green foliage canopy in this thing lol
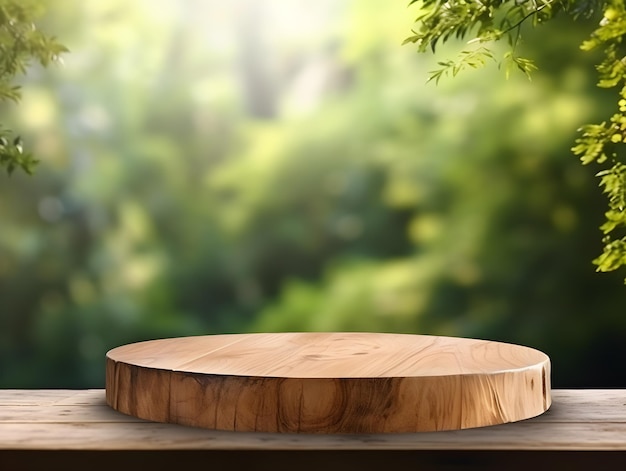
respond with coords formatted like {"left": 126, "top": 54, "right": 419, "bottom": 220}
{"left": 404, "top": 0, "right": 626, "bottom": 277}
{"left": 0, "top": 0, "right": 67, "bottom": 175}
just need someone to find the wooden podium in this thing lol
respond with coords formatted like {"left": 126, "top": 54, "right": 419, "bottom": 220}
{"left": 106, "top": 332, "right": 550, "bottom": 433}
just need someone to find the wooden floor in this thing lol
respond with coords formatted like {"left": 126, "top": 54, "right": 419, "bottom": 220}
{"left": 1, "top": 389, "right": 626, "bottom": 470}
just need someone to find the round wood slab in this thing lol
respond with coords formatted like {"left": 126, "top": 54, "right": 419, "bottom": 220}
{"left": 106, "top": 332, "right": 551, "bottom": 433}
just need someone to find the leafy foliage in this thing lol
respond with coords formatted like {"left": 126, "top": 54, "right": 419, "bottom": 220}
{"left": 427, "top": 47, "right": 495, "bottom": 84}
{"left": 2, "top": 0, "right": 626, "bottom": 389}
{"left": 406, "top": 0, "right": 626, "bottom": 278}
{"left": 0, "top": 0, "right": 67, "bottom": 176}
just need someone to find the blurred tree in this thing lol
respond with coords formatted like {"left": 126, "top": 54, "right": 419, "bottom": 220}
{"left": 404, "top": 0, "right": 626, "bottom": 278}
{"left": 0, "top": 0, "right": 66, "bottom": 175}
{"left": 1, "top": 0, "right": 626, "bottom": 390}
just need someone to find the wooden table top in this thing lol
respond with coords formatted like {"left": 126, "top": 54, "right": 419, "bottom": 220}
{"left": 1, "top": 389, "right": 625, "bottom": 451}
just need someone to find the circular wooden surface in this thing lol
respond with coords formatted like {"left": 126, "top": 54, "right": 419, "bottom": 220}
{"left": 106, "top": 332, "right": 551, "bottom": 433}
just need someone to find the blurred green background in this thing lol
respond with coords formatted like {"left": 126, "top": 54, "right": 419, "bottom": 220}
{"left": 1, "top": 0, "right": 625, "bottom": 388}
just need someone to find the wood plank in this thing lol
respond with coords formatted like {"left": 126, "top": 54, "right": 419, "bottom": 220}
{"left": 0, "top": 404, "right": 142, "bottom": 423}
{"left": 54, "top": 390, "right": 111, "bottom": 405}
{"left": 1, "top": 421, "right": 626, "bottom": 451}
{"left": 0, "top": 390, "right": 85, "bottom": 406}
{"left": 106, "top": 333, "right": 551, "bottom": 433}
{"left": 1, "top": 390, "right": 625, "bottom": 451}
{"left": 2, "top": 390, "right": 624, "bottom": 424}
{"left": 541, "top": 389, "right": 626, "bottom": 422}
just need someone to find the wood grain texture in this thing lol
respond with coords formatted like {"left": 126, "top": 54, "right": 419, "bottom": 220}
{"left": 1, "top": 390, "right": 625, "bottom": 450}
{"left": 105, "top": 333, "right": 551, "bottom": 433}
